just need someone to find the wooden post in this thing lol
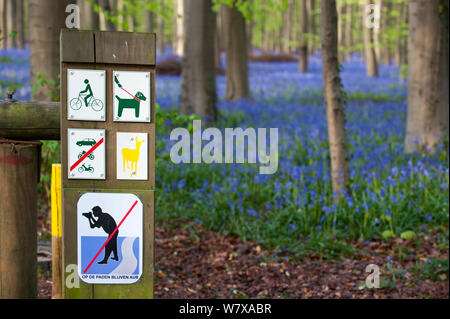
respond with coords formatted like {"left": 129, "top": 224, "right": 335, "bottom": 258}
{"left": 51, "top": 164, "right": 62, "bottom": 299}
{"left": 0, "top": 140, "right": 40, "bottom": 298}
{"left": 60, "top": 29, "right": 155, "bottom": 299}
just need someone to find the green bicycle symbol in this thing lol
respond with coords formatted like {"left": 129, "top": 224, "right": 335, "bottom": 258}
{"left": 70, "top": 79, "right": 104, "bottom": 112}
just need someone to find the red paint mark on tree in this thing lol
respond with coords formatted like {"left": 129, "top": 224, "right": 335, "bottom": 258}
{"left": 0, "top": 155, "right": 33, "bottom": 166}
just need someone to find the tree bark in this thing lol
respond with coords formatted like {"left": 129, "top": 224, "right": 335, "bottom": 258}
{"left": 157, "top": 10, "right": 164, "bottom": 55}
{"left": 362, "top": 0, "right": 378, "bottom": 77}
{"left": 298, "top": 0, "right": 308, "bottom": 72}
{"left": 224, "top": 3, "right": 250, "bottom": 101}
{"left": 307, "top": 0, "right": 316, "bottom": 54}
{"left": 116, "top": 0, "right": 124, "bottom": 31}
{"left": 337, "top": 1, "right": 345, "bottom": 62}
{"left": 282, "top": 0, "right": 293, "bottom": 54}
{"left": 99, "top": 0, "right": 116, "bottom": 31}
{"left": 79, "top": 0, "right": 99, "bottom": 30}
{"left": 29, "top": 0, "right": 72, "bottom": 101}
{"left": 0, "top": 0, "right": 6, "bottom": 50}
{"left": 15, "top": 0, "right": 24, "bottom": 49}
{"left": 173, "top": 0, "right": 184, "bottom": 56}
{"left": 321, "top": 0, "right": 350, "bottom": 200}
{"left": 181, "top": 0, "right": 217, "bottom": 123}
{"left": 405, "top": 0, "right": 449, "bottom": 153}
{"left": 345, "top": 3, "right": 352, "bottom": 60}
{"left": 5, "top": 0, "right": 16, "bottom": 48}
{"left": 145, "top": 4, "right": 154, "bottom": 33}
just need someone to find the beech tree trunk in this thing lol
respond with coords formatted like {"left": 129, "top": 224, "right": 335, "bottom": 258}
{"left": 345, "top": 3, "right": 352, "bottom": 60}
{"left": 307, "top": 0, "right": 316, "bottom": 55}
{"left": 145, "top": 1, "right": 154, "bottom": 33}
{"left": 321, "top": 0, "right": 350, "bottom": 200}
{"left": 29, "top": 0, "right": 72, "bottom": 101}
{"left": 174, "top": 0, "right": 184, "bottom": 56}
{"left": 15, "top": 0, "right": 24, "bottom": 49}
{"left": 181, "top": 0, "right": 217, "bottom": 123}
{"left": 79, "top": 0, "right": 99, "bottom": 30}
{"left": 405, "top": 0, "right": 449, "bottom": 153}
{"left": 99, "top": 0, "right": 116, "bottom": 31}
{"left": 362, "top": 0, "right": 378, "bottom": 77}
{"left": 157, "top": 10, "right": 164, "bottom": 55}
{"left": 337, "top": 1, "right": 345, "bottom": 62}
{"left": 0, "top": 0, "right": 5, "bottom": 49}
{"left": 5, "top": 0, "right": 16, "bottom": 48}
{"left": 282, "top": 0, "right": 293, "bottom": 54}
{"left": 298, "top": 0, "right": 308, "bottom": 72}
{"left": 224, "top": 3, "right": 250, "bottom": 101}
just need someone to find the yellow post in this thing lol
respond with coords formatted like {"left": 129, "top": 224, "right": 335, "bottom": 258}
{"left": 51, "top": 164, "right": 62, "bottom": 299}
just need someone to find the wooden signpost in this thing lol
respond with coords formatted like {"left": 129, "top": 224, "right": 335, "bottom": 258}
{"left": 60, "top": 29, "right": 155, "bottom": 298}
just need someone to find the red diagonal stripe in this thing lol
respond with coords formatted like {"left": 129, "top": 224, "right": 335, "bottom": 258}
{"left": 70, "top": 137, "right": 104, "bottom": 172}
{"left": 121, "top": 87, "right": 141, "bottom": 102}
{"left": 83, "top": 200, "right": 139, "bottom": 274}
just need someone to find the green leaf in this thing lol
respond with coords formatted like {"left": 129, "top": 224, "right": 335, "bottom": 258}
{"left": 382, "top": 230, "right": 395, "bottom": 239}
{"left": 400, "top": 231, "right": 415, "bottom": 240}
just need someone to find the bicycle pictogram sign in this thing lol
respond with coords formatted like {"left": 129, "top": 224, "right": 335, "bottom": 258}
{"left": 67, "top": 69, "right": 106, "bottom": 121}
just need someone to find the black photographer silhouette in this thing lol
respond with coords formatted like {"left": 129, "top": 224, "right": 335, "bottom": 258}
{"left": 83, "top": 206, "right": 119, "bottom": 264}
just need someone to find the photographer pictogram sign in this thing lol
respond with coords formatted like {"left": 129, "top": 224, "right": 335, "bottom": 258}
{"left": 77, "top": 192, "right": 143, "bottom": 284}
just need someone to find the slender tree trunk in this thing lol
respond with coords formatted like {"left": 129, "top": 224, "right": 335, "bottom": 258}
{"left": 394, "top": 1, "right": 403, "bottom": 67}
{"left": 79, "top": 0, "right": 99, "bottom": 30}
{"left": 382, "top": 0, "right": 392, "bottom": 66}
{"left": 337, "top": 1, "right": 345, "bottom": 62}
{"left": 345, "top": 3, "right": 352, "bottom": 60}
{"left": 145, "top": 1, "right": 154, "bottom": 33}
{"left": 29, "top": 0, "right": 72, "bottom": 101}
{"left": 362, "top": 0, "right": 378, "bottom": 77}
{"left": 308, "top": 0, "right": 316, "bottom": 54}
{"left": 373, "top": 0, "right": 382, "bottom": 62}
{"left": 224, "top": 3, "right": 250, "bottom": 101}
{"left": 174, "top": 0, "right": 184, "bottom": 56}
{"left": 282, "top": 0, "right": 293, "bottom": 54}
{"left": 15, "top": 0, "right": 24, "bottom": 49}
{"left": 0, "top": 0, "right": 5, "bottom": 49}
{"left": 181, "top": 0, "right": 217, "bottom": 123}
{"left": 5, "top": 0, "right": 16, "bottom": 48}
{"left": 321, "top": 0, "right": 350, "bottom": 200}
{"left": 298, "top": 0, "right": 308, "bottom": 72}
{"left": 246, "top": 17, "right": 253, "bottom": 55}
{"left": 157, "top": 11, "right": 164, "bottom": 54}
{"left": 405, "top": 0, "right": 449, "bottom": 153}
{"left": 99, "top": 0, "right": 116, "bottom": 31}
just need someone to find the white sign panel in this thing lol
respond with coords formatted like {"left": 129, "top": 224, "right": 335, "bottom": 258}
{"left": 67, "top": 69, "right": 106, "bottom": 121}
{"left": 116, "top": 132, "right": 148, "bottom": 180}
{"left": 67, "top": 128, "right": 106, "bottom": 179}
{"left": 77, "top": 192, "right": 143, "bottom": 284}
{"left": 113, "top": 71, "right": 151, "bottom": 122}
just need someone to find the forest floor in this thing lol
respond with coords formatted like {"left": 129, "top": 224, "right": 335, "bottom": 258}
{"left": 38, "top": 220, "right": 448, "bottom": 299}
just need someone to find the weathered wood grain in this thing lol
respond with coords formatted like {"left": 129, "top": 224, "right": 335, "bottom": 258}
{"left": 0, "top": 100, "right": 60, "bottom": 140}
{"left": 0, "top": 142, "right": 39, "bottom": 298}
{"left": 94, "top": 31, "right": 156, "bottom": 65}
{"left": 60, "top": 29, "right": 95, "bottom": 63}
